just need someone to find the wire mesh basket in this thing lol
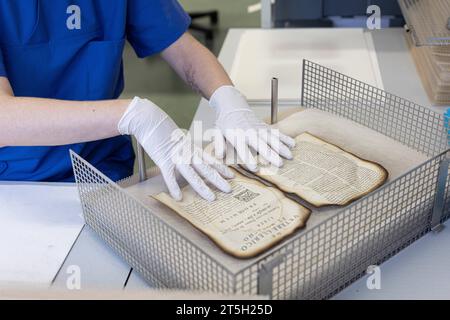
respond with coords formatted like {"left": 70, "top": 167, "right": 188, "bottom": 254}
{"left": 70, "top": 60, "right": 450, "bottom": 299}
{"left": 398, "top": 0, "right": 450, "bottom": 46}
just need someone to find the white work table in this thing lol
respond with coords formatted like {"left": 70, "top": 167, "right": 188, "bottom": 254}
{"left": 6, "top": 28, "right": 450, "bottom": 299}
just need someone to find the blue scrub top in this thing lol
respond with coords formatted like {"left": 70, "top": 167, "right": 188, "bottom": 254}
{"left": 0, "top": 0, "right": 191, "bottom": 182}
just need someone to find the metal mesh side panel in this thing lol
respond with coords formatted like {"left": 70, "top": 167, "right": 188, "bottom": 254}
{"left": 301, "top": 60, "right": 447, "bottom": 157}
{"left": 236, "top": 152, "right": 446, "bottom": 299}
{"left": 70, "top": 151, "right": 235, "bottom": 293}
{"left": 233, "top": 60, "right": 450, "bottom": 299}
{"left": 442, "top": 162, "right": 450, "bottom": 222}
{"left": 443, "top": 111, "right": 450, "bottom": 222}
{"left": 69, "top": 59, "right": 450, "bottom": 299}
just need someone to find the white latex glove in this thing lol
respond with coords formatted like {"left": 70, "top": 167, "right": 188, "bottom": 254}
{"left": 118, "top": 97, "right": 234, "bottom": 201}
{"left": 209, "top": 86, "right": 296, "bottom": 172}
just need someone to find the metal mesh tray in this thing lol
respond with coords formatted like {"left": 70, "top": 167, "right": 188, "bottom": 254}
{"left": 70, "top": 60, "right": 450, "bottom": 299}
{"left": 399, "top": 0, "right": 450, "bottom": 46}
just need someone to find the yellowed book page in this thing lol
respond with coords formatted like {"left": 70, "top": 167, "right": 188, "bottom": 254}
{"left": 256, "top": 132, "right": 388, "bottom": 207}
{"left": 153, "top": 172, "right": 311, "bottom": 259}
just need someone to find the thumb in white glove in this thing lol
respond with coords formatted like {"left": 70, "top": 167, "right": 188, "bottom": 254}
{"left": 210, "top": 86, "right": 296, "bottom": 172}
{"left": 118, "top": 97, "right": 234, "bottom": 201}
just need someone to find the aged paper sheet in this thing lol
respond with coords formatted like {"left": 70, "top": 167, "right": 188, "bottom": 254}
{"left": 256, "top": 132, "right": 388, "bottom": 207}
{"left": 153, "top": 172, "right": 310, "bottom": 258}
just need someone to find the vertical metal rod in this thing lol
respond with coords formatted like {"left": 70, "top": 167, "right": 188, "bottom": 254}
{"left": 136, "top": 142, "right": 147, "bottom": 182}
{"left": 257, "top": 251, "right": 290, "bottom": 298}
{"left": 301, "top": 59, "right": 306, "bottom": 107}
{"left": 271, "top": 77, "right": 278, "bottom": 125}
{"left": 431, "top": 156, "right": 449, "bottom": 232}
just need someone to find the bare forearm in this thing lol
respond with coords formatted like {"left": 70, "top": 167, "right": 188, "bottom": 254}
{"left": 161, "top": 32, "right": 233, "bottom": 99}
{"left": 0, "top": 78, "right": 129, "bottom": 147}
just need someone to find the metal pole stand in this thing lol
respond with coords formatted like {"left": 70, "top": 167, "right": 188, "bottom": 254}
{"left": 257, "top": 251, "right": 291, "bottom": 298}
{"left": 271, "top": 77, "right": 279, "bottom": 125}
{"left": 136, "top": 141, "right": 147, "bottom": 182}
{"left": 431, "top": 154, "right": 449, "bottom": 232}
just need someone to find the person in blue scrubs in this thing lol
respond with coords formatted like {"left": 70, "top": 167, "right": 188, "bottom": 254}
{"left": 0, "top": 0, "right": 295, "bottom": 201}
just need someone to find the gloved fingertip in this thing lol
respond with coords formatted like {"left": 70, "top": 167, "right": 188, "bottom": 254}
{"left": 282, "top": 147, "right": 293, "bottom": 160}
{"left": 162, "top": 171, "right": 183, "bottom": 201}
{"left": 281, "top": 134, "right": 296, "bottom": 149}
{"left": 172, "top": 191, "right": 183, "bottom": 202}
{"left": 274, "top": 158, "right": 284, "bottom": 168}
{"left": 222, "top": 166, "right": 235, "bottom": 179}
{"left": 220, "top": 180, "right": 233, "bottom": 193}
{"left": 204, "top": 191, "right": 216, "bottom": 202}
{"left": 288, "top": 139, "right": 296, "bottom": 148}
{"left": 213, "top": 138, "right": 226, "bottom": 160}
{"left": 265, "top": 154, "right": 283, "bottom": 168}
{"left": 215, "top": 149, "right": 225, "bottom": 160}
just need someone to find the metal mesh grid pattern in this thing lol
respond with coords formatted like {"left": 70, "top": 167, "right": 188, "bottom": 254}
{"left": 70, "top": 60, "right": 449, "bottom": 300}
{"left": 444, "top": 111, "right": 450, "bottom": 222}
{"left": 70, "top": 151, "right": 235, "bottom": 293}
{"left": 232, "top": 60, "right": 450, "bottom": 299}
{"left": 301, "top": 60, "right": 448, "bottom": 157}
{"left": 235, "top": 153, "right": 446, "bottom": 299}
{"left": 442, "top": 162, "right": 450, "bottom": 221}
{"left": 399, "top": 0, "right": 450, "bottom": 46}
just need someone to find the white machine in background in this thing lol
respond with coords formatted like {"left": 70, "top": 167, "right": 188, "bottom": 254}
{"left": 259, "top": 0, "right": 404, "bottom": 29}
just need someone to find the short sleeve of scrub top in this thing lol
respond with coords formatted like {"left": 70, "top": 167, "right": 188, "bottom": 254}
{"left": 126, "top": 0, "right": 192, "bottom": 57}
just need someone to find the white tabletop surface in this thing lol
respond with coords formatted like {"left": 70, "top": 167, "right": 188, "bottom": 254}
{"left": 0, "top": 182, "right": 84, "bottom": 287}
{"left": 3, "top": 28, "right": 448, "bottom": 299}
{"left": 229, "top": 28, "right": 384, "bottom": 102}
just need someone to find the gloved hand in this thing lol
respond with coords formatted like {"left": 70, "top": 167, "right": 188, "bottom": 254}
{"left": 118, "top": 97, "right": 234, "bottom": 201}
{"left": 209, "top": 86, "right": 296, "bottom": 172}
